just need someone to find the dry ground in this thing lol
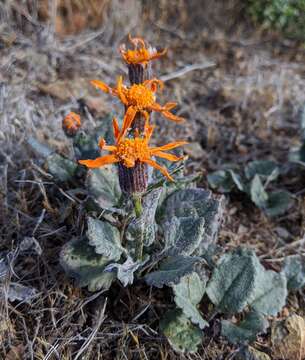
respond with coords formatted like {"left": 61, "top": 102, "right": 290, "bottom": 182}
{"left": 0, "top": 1, "right": 305, "bottom": 359}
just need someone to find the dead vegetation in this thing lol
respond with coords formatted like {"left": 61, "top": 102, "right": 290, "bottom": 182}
{"left": 0, "top": 0, "right": 305, "bottom": 359}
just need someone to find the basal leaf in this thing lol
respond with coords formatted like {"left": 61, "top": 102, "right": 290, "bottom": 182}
{"left": 60, "top": 237, "right": 115, "bottom": 291}
{"left": 86, "top": 217, "right": 123, "bottom": 261}
{"left": 250, "top": 175, "right": 268, "bottom": 209}
{"left": 161, "top": 188, "right": 224, "bottom": 254}
{"left": 264, "top": 191, "right": 293, "bottom": 217}
{"left": 172, "top": 272, "right": 209, "bottom": 329}
{"left": 144, "top": 256, "right": 201, "bottom": 288}
{"left": 283, "top": 255, "right": 305, "bottom": 290}
{"left": 46, "top": 153, "right": 78, "bottom": 182}
{"left": 27, "top": 136, "right": 54, "bottom": 158}
{"left": 105, "top": 256, "right": 148, "bottom": 287}
{"left": 249, "top": 264, "right": 287, "bottom": 316}
{"left": 87, "top": 165, "right": 122, "bottom": 212}
{"left": 207, "top": 170, "right": 235, "bottom": 193}
{"left": 206, "top": 248, "right": 260, "bottom": 313}
{"left": 164, "top": 216, "right": 205, "bottom": 256}
{"left": 160, "top": 309, "right": 202, "bottom": 353}
{"left": 245, "top": 160, "right": 279, "bottom": 181}
{"left": 236, "top": 346, "right": 271, "bottom": 360}
{"left": 221, "top": 311, "right": 268, "bottom": 344}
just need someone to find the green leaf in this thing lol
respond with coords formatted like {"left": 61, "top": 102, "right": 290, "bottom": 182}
{"left": 221, "top": 311, "right": 268, "bottom": 344}
{"left": 73, "top": 131, "right": 100, "bottom": 161}
{"left": 144, "top": 256, "right": 201, "bottom": 288}
{"left": 161, "top": 188, "right": 224, "bottom": 254}
{"left": 160, "top": 309, "right": 202, "bottom": 353}
{"left": 126, "top": 188, "right": 163, "bottom": 249}
{"left": 164, "top": 216, "right": 206, "bottom": 256}
{"left": 105, "top": 256, "right": 148, "bottom": 287}
{"left": 60, "top": 238, "right": 115, "bottom": 291}
{"left": 46, "top": 153, "right": 78, "bottom": 182}
{"left": 235, "top": 346, "right": 271, "bottom": 360}
{"left": 172, "top": 272, "right": 209, "bottom": 329}
{"left": 250, "top": 175, "right": 268, "bottom": 208}
{"left": 86, "top": 217, "right": 123, "bottom": 261}
{"left": 228, "top": 169, "right": 246, "bottom": 192}
{"left": 206, "top": 248, "right": 260, "bottom": 313}
{"left": 249, "top": 264, "right": 287, "bottom": 316}
{"left": 27, "top": 136, "right": 54, "bottom": 158}
{"left": 283, "top": 255, "right": 305, "bottom": 290}
{"left": 207, "top": 170, "right": 235, "bottom": 193}
{"left": 245, "top": 160, "right": 279, "bottom": 181}
{"left": 264, "top": 190, "right": 293, "bottom": 217}
{"left": 87, "top": 165, "right": 122, "bottom": 212}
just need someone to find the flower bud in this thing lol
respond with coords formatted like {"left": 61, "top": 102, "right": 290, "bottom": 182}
{"left": 62, "top": 112, "right": 81, "bottom": 137}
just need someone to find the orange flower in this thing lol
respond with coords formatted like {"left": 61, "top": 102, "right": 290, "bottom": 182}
{"left": 79, "top": 113, "right": 187, "bottom": 181}
{"left": 119, "top": 34, "right": 167, "bottom": 67}
{"left": 62, "top": 112, "right": 81, "bottom": 136}
{"left": 91, "top": 76, "right": 184, "bottom": 124}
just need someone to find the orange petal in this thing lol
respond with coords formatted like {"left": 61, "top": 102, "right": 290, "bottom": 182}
{"left": 152, "top": 151, "right": 183, "bottom": 162}
{"left": 79, "top": 155, "right": 118, "bottom": 168}
{"left": 142, "top": 158, "right": 174, "bottom": 181}
{"left": 112, "top": 118, "right": 120, "bottom": 141}
{"left": 150, "top": 141, "right": 188, "bottom": 152}
{"left": 149, "top": 48, "right": 167, "bottom": 60}
{"left": 144, "top": 122, "right": 155, "bottom": 142}
{"left": 164, "top": 102, "right": 177, "bottom": 111}
{"left": 90, "top": 80, "right": 115, "bottom": 95}
{"left": 117, "top": 76, "right": 128, "bottom": 105}
{"left": 128, "top": 34, "right": 145, "bottom": 48}
{"left": 119, "top": 107, "right": 137, "bottom": 140}
{"left": 162, "top": 110, "right": 185, "bottom": 123}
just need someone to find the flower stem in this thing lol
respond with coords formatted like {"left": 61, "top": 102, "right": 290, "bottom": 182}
{"left": 133, "top": 194, "right": 142, "bottom": 218}
{"left": 133, "top": 194, "right": 143, "bottom": 260}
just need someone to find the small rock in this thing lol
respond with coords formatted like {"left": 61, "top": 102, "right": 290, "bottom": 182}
{"left": 271, "top": 314, "right": 305, "bottom": 360}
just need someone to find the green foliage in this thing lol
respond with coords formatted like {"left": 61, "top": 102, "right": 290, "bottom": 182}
{"left": 87, "top": 165, "right": 122, "bottom": 213}
{"left": 208, "top": 160, "right": 293, "bottom": 217}
{"left": 161, "top": 188, "right": 224, "bottom": 255}
{"left": 206, "top": 247, "right": 287, "bottom": 316}
{"left": 283, "top": 255, "right": 305, "bottom": 290}
{"left": 247, "top": 0, "right": 305, "bottom": 42}
{"left": 160, "top": 309, "right": 203, "bottom": 353}
{"left": 206, "top": 248, "right": 260, "bottom": 313}
{"left": 86, "top": 217, "right": 123, "bottom": 261}
{"left": 60, "top": 237, "right": 115, "bottom": 291}
{"left": 172, "top": 272, "right": 209, "bottom": 329}
{"left": 221, "top": 311, "right": 268, "bottom": 344}
{"left": 144, "top": 256, "right": 202, "bottom": 288}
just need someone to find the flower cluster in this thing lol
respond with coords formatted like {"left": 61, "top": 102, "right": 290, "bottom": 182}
{"left": 66, "top": 35, "right": 187, "bottom": 194}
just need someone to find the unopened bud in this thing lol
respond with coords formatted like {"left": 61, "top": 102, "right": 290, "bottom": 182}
{"left": 62, "top": 112, "right": 81, "bottom": 137}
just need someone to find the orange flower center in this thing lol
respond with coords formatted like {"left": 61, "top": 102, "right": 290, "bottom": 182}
{"left": 116, "top": 138, "right": 150, "bottom": 167}
{"left": 124, "top": 48, "right": 150, "bottom": 64}
{"left": 125, "top": 84, "right": 155, "bottom": 110}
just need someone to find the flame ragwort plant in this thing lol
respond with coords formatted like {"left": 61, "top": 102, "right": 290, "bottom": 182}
{"left": 28, "top": 35, "right": 303, "bottom": 354}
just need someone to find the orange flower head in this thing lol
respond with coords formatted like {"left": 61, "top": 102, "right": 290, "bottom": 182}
{"left": 62, "top": 112, "right": 81, "bottom": 137}
{"left": 79, "top": 112, "right": 187, "bottom": 181}
{"left": 119, "top": 34, "right": 167, "bottom": 67}
{"left": 90, "top": 77, "right": 184, "bottom": 125}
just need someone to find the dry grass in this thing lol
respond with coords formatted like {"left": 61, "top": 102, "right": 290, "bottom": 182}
{"left": 1, "top": 0, "right": 305, "bottom": 359}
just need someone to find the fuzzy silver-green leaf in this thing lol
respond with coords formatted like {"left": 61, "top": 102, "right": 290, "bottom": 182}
{"left": 160, "top": 309, "right": 202, "bottom": 353}
{"left": 173, "top": 272, "right": 208, "bottom": 329}
{"left": 206, "top": 248, "right": 260, "bottom": 313}
{"left": 221, "top": 311, "right": 268, "bottom": 344}
{"left": 86, "top": 217, "right": 123, "bottom": 261}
